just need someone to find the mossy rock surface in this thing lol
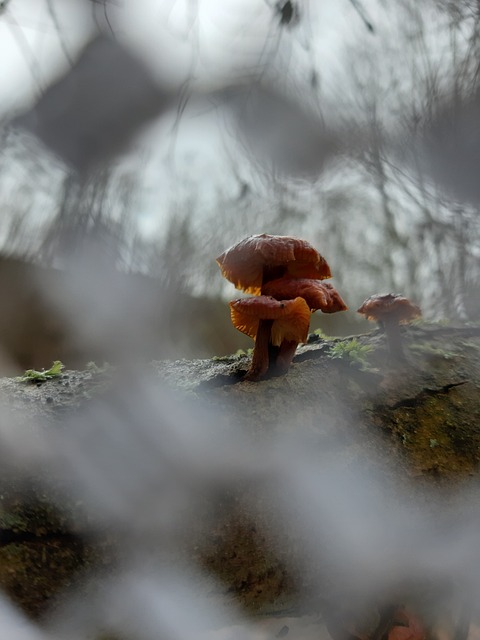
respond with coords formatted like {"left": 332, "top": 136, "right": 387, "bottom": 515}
{"left": 1, "top": 325, "right": 480, "bottom": 618}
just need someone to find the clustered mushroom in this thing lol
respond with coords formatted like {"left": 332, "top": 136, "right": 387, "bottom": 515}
{"left": 217, "top": 234, "right": 347, "bottom": 380}
{"left": 357, "top": 293, "right": 421, "bottom": 361}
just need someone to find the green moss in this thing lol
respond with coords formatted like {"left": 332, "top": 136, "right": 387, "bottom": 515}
{"left": 0, "top": 511, "right": 31, "bottom": 531}
{"left": 312, "top": 327, "right": 329, "bottom": 339}
{"left": 409, "top": 343, "right": 458, "bottom": 360}
{"left": 328, "top": 339, "right": 375, "bottom": 371}
{"left": 212, "top": 349, "right": 252, "bottom": 362}
{"left": 15, "top": 361, "right": 65, "bottom": 383}
{"left": 385, "top": 392, "right": 480, "bottom": 477}
{"left": 459, "top": 340, "right": 480, "bottom": 352}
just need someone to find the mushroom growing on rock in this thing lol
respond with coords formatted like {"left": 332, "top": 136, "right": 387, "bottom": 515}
{"left": 357, "top": 293, "right": 421, "bottom": 361}
{"left": 217, "top": 234, "right": 347, "bottom": 380}
{"left": 216, "top": 234, "right": 331, "bottom": 295}
{"left": 262, "top": 277, "right": 347, "bottom": 313}
{"left": 230, "top": 295, "right": 311, "bottom": 380}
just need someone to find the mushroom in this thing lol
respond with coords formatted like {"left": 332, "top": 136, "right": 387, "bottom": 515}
{"left": 216, "top": 234, "right": 331, "bottom": 295}
{"left": 229, "top": 295, "right": 311, "bottom": 380}
{"left": 217, "top": 234, "right": 347, "bottom": 380}
{"left": 262, "top": 276, "right": 348, "bottom": 313}
{"left": 357, "top": 293, "right": 421, "bottom": 361}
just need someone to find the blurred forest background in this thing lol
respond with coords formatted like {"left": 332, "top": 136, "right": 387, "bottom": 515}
{"left": 3, "top": 4, "right": 480, "bottom": 639}
{"left": 1, "top": 0, "right": 480, "bottom": 371}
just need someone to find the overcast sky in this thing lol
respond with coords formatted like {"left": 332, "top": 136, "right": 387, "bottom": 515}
{"left": 0, "top": 0, "right": 381, "bottom": 248}
{"left": 0, "top": 0, "right": 372, "bottom": 116}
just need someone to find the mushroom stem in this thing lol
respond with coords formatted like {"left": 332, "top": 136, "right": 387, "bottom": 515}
{"left": 384, "top": 320, "right": 406, "bottom": 361}
{"left": 244, "top": 319, "right": 273, "bottom": 381}
{"left": 271, "top": 339, "right": 299, "bottom": 375}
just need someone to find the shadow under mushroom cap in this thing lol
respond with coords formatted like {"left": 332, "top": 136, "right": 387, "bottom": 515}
{"left": 229, "top": 295, "right": 311, "bottom": 346}
{"left": 263, "top": 276, "right": 347, "bottom": 313}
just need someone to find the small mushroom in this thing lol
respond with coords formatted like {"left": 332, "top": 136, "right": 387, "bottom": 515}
{"left": 262, "top": 276, "right": 348, "bottom": 313}
{"left": 216, "top": 234, "right": 331, "bottom": 295}
{"left": 230, "top": 295, "right": 311, "bottom": 380}
{"left": 357, "top": 293, "right": 421, "bottom": 361}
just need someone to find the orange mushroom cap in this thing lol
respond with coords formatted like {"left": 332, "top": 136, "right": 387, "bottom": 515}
{"left": 262, "top": 276, "right": 348, "bottom": 313}
{"left": 217, "top": 234, "right": 332, "bottom": 294}
{"left": 357, "top": 293, "right": 421, "bottom": 324}
{"left": 229, "top": 295, "right": 311, "bottom": 346}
